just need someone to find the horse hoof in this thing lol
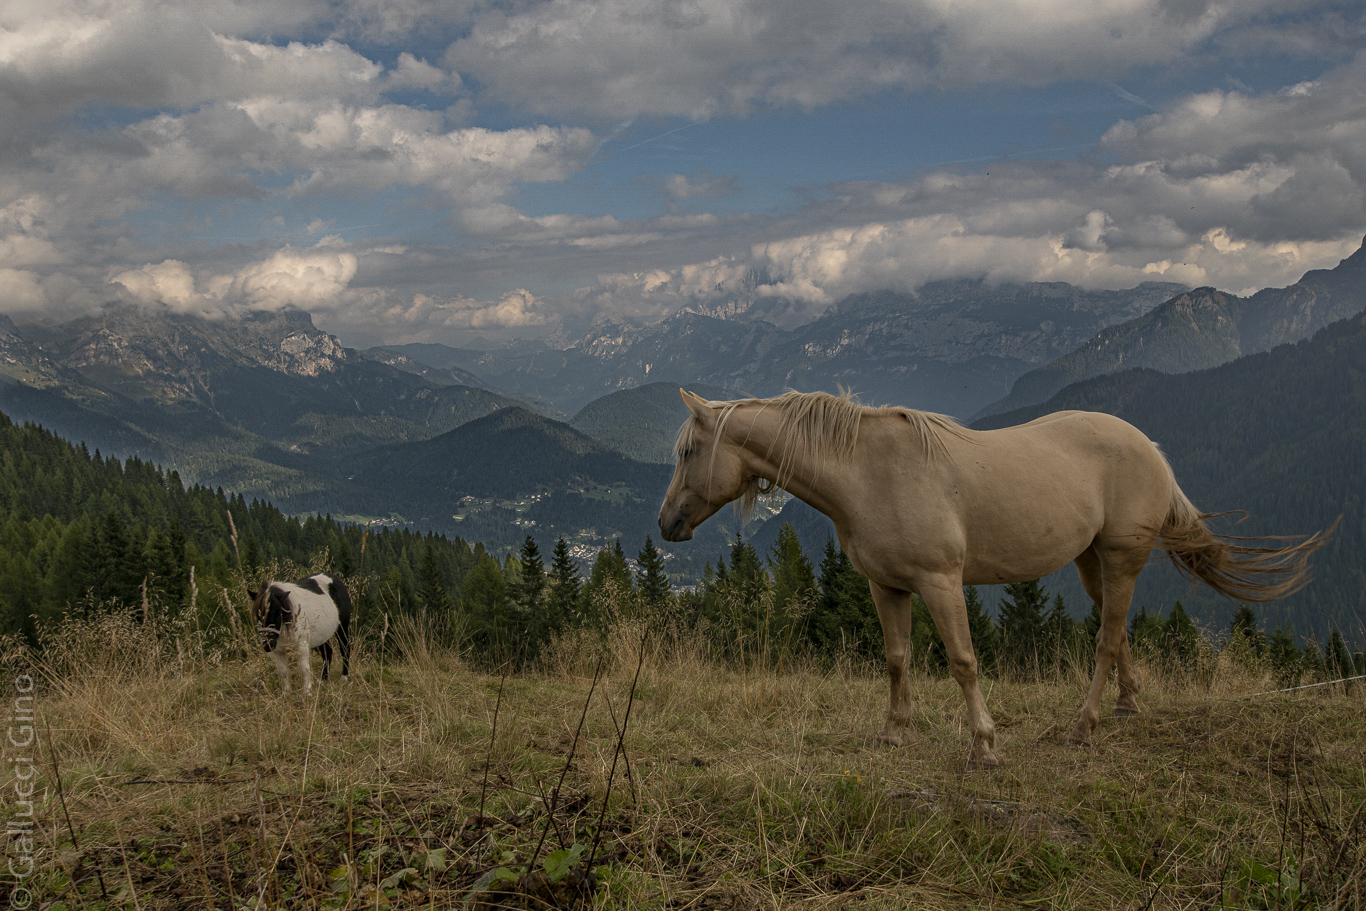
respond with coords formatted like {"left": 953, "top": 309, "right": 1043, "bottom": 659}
{"left": 875, "top": 731, "right": 905, "bottom": 748}
{"left": 1066, "top": 726, "right": 1092, "bottom": 747}
{"left": 966, "top": 754, "right": 1000, "bottom": 771}
{"left": 1113, "top": 706, "right": 1140, "bottom": 718}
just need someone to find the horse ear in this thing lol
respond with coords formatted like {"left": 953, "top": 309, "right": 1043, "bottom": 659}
{"left": 680, "top": 388, "right": 713, "bottom": 421}
{"left": 247, "top": 589, "right": 258, "bottom": 601}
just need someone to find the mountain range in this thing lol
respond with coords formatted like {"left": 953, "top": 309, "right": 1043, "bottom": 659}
{"left": 978, "top": 238, "right": 1366, "bottom": 418}
{"left": 382, "top": 278, "right": 1186, "bottom": 417}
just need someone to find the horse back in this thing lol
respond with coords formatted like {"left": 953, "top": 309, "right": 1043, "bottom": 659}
{"left": 279, "top": 574, "right": 345, "bottom": 649}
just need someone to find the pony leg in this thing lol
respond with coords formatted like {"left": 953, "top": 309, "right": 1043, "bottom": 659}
{"left": 868, "top": 581, "right": 913, "bottom": 747}
{"left": 337, "top": 621, "right": 351, "bottom": 681}
{"left": 319, "top": 642, "right": 333, "bottom": 682}
{"left": 296, "top": 634, "right": 314, "bottom": 695}
{"left": 911, "top": 578, "right": 999, "bottom": 769}
{"left": 1069, "top": 548, "right": 1145, "bottom": 745}
{"left": 268, "top": 649, "right": 292, "bottom": 695}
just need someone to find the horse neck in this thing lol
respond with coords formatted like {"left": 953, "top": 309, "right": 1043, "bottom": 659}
{"left": 723, "top": 402, "right": 857, "bottom": 524}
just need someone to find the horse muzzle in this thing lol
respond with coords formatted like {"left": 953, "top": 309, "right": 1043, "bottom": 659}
{"left": 659, "top": 508, "right": 694, "bottom": 542}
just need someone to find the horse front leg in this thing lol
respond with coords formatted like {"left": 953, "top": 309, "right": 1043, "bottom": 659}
{"left": 912, "top": 578, "right": 999, "bottom": 769}
{"left": 296, "top": 633, "right": 314, "bottom": 695}
{"left": 268, "top": 649, "right": 292, "bottom": 695}
{"left": 868, "top": 581, "right": 913, "bottom": 746}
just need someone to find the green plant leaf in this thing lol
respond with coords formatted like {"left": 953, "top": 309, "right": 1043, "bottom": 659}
{"left": 543, "top": 843, "right": 586, "bottom": 882}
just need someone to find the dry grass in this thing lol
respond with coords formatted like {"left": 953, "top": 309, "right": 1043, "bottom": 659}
{"left": 4, "top": 610, "right": 1365, "bottom": 911}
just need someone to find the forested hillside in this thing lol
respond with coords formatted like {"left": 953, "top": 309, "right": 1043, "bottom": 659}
{"left": 569, "top": 382, "right": 734, "bottom": 463}
{"left": 0, "top": 410, "right": 484, "bottom": 641}
{"left": 974, "top": 310, "right": 1366, "bottom": 638}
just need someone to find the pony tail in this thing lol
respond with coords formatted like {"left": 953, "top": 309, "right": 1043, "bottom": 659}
{"left": 1158, "top": 485, "right": 1337, "bottom": 602}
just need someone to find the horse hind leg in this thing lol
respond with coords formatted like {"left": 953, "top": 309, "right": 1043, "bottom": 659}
{"left": 1069, "top": 547, "right": 1145, "bottom": 746}
{"left": 318, "top": 641, "right": 333, "bottom": 682}
{"left": 1074, "top": 548, "right": 1140, "bottom": 718}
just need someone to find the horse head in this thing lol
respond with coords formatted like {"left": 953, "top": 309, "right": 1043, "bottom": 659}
{"left": 251, "top": 585, "right": 289, "bottom": 653}
{"left": 659, "top": 389, "right": 753, "bottom": 542}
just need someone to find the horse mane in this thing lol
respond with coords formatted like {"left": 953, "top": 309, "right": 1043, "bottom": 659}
{"left": 675, "top": 389, "right": 970, "bottom": 519}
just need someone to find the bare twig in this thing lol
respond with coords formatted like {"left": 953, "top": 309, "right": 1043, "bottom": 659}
{"left": 1248, "top": 673, "right": 1366, "bottom": 697}
{"left": 528, "top": 658, "right": 605, "bottom": 873}
{"left": 587, "top": 626, "right": 649, "bottom": 872}
{"left": 479, "top": 662, "right": 511, "bottom": 820}
{"left": 44, "top": 718, "right": 109, "bottom": 902}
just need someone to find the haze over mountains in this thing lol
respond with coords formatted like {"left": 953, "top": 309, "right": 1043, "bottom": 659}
{"left": 2, "top": 237, "right": 1366, "bottom": 634}
{"left": 381, "top": 278, "right": 1186, "bottom": 417}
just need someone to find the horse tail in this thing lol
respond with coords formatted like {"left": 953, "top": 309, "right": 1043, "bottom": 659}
{"left": 1157, "top": 480, "right": 1336, "bottom": 603}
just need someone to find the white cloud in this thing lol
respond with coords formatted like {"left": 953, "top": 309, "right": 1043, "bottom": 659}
{"left": 110, "top": 244, "right": 360, "bottom": 315}
{"left": 660, "top": 167, "right": 738, "bottom": 201}
{"left": 447, "top": 0, "right": 1361, "bottom": 119}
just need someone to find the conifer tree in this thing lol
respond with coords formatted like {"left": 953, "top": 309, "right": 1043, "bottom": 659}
{"left": 1230, "top": 604, "right": 1263, "bottom": 654}
{"left": 726, "top": 533, "right": 768, "bottom": 608}
{"left": 512, "top": 535, "right": 546, "bottom": 616}
{"left": 998, "top": 579, "right": 1047, "bottom": 676}
{"left": 1129, "top": 606, "right": 1163, "bottom": 653}
{"left": 1163, "top": 600, "right": 1200, "bottom": 661}
{"left": 418, "top": 540, "right": 455, "bottom": 617}
{"left": 636, "top": 535, "right": 670, "bottom": 608}
{"left": 1328, "top": 628, "right": 1354, "bottom": 692}
{"left": 1043, "top": 592, "right": 1074, "bottom": 670}
{"left": 964, "top": 586, "right": 998, "bottom": 676}
{"left": 549, "top": 536, "right": 582, "bottom": 628}
{"left": 808, "top": 537, "right": 881, "bottom": 658}
{"left": 768, "top": 523, "right": 816, "bottom": 614}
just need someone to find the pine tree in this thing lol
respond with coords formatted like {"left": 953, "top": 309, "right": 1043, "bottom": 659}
{"left": 1129, "top": 606, "right": 1163, "bottom": 653}
{"left": 1230, "top": 604, "right": 1263, "bottom": 654}
{"left": 1162, "top": 600, "right": 1200, "bottom": 662}
{"left": 998, "top": 579, "right": 1047, "bottom": 676}
{"left": 548, "top": 536, "right": 582, "bottom": 629}
{"left": 1266, "top": 625, "right": 1302, "bottom": 686}
{"left": 1043, "top": 593, "right": 1074, "bottom": 670}
{"left": 807, "top": 537, "right": 881, "bottom": 659}
{"left": 768, "top": 523, "right": 816, "bottom": 615}
{"left": 512, "top": 535, "right": 546, "bottom": 616}
{"left": 418, "top": 540, "right": 455, "bottom": 617}
{"left": 1328, "top": 628, "right": 1354, "bottom": 692}
{"left": 636, "top": 535, "right": 670, "bottom": 607}
{"left": 726, "top": 533, "right": 768, "bottom": 608}
{"left": 964, "top": 586, "right": 998, "bottom": 676}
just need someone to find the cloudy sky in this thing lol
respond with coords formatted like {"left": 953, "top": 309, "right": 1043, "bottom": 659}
{"left": 2, "top": 0, "right": 1364, "bottom": 347}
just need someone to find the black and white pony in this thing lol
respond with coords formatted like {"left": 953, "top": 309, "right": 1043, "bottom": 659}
{"left": 249, "top": 574, "right": 352, "bottom": 695}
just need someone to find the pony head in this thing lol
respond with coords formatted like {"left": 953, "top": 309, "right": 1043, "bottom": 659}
{"left": 659, "top": 389, "right": 756, "bottom": 542}
{"left": 249, "top": 585, "right": 290, "bottom": 652}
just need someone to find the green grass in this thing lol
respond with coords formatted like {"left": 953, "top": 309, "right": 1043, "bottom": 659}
{"left": 8, "top": 613, "right": 1366, "bottom": 910}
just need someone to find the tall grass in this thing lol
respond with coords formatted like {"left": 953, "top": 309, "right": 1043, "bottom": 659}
{"left": 4, "top": 579, "right": 1364, "bottom": 910}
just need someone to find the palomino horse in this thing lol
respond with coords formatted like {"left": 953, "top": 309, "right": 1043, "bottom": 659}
{"left": 250, "top": 573, "right": 353, "bottom": 695}
{"left": 658, "top": 389, "right": 1331, "bottom": 768}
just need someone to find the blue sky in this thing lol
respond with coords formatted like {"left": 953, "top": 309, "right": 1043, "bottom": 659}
{"left": 1, "top": 0, "right": 1363, "bottom": 347}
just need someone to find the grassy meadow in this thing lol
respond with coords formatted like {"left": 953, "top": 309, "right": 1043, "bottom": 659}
{"left": 4, "top": 594, "right": 1365, "bottom": 911}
